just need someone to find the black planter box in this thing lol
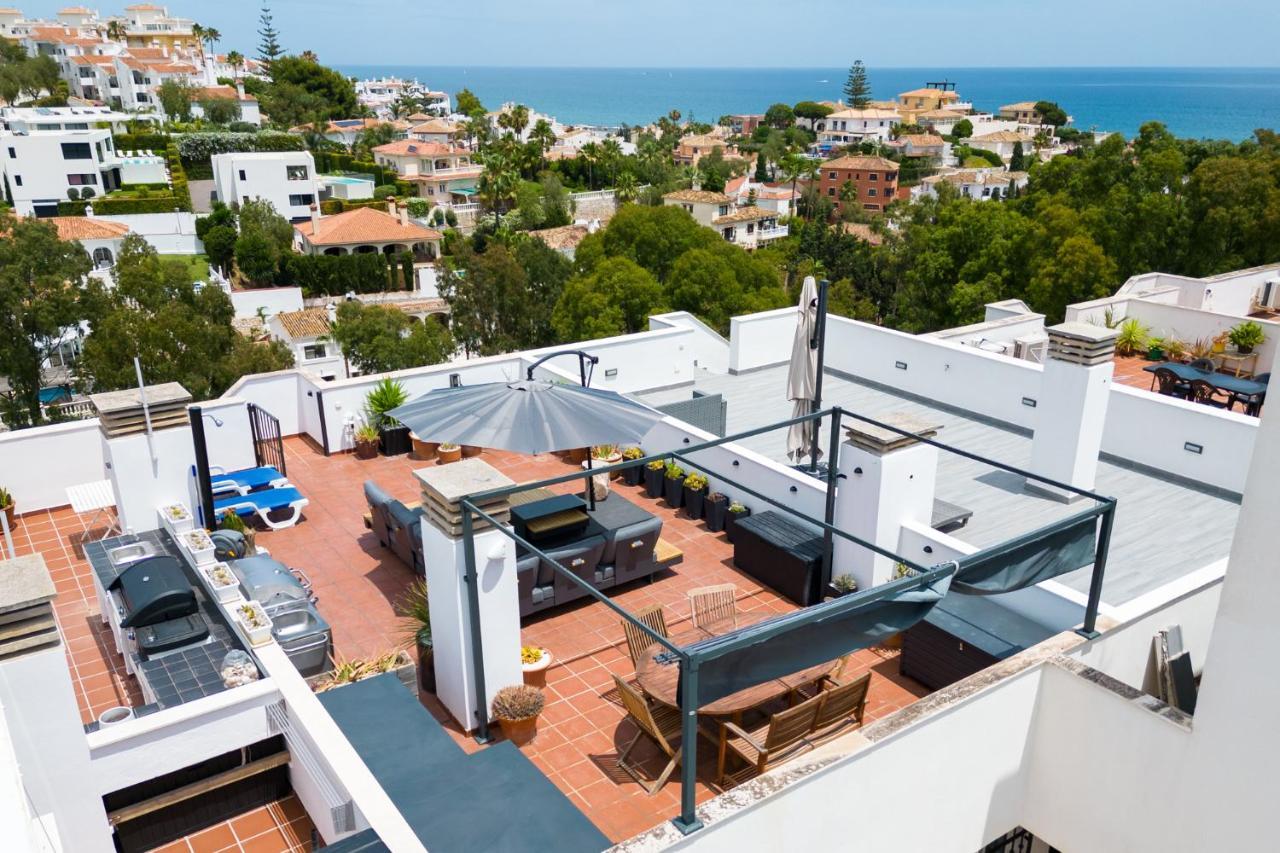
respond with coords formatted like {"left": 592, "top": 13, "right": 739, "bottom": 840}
{"left": 826, "top": 583, "right": 856, "bottom": 600}
{"left": 725, "top": 507, "right": 751, "bottom": 543}
{"left": 683, "top": 485, "right": 707, "bottom": 520}
{"left": 663, "top": 475, "right": 685, "bottom": 508}
{"left": 379, "top": 424, "right": 412, "bottom": 456}
{"left": 705, "top": 495, "right": 729, "bottom": 532}
{"left": 643, "top": 466, "right": 665, "bottom": 498}
{"left": 622, "top": 463, "right": 644, "bottom": 487}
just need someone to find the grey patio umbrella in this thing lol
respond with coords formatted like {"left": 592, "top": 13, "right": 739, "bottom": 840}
{"left": 786, "top": 275, "right": 821, "bottom": 462}
{"left": 387, "top": 379, "right": 664, "bottom": 456}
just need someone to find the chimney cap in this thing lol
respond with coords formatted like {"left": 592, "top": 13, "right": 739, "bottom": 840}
{"left": 844, "top": 411, "right": 942, "bottom": 454}
{"left": 1046, "top": 322, "right": 1118, "bottom": 366}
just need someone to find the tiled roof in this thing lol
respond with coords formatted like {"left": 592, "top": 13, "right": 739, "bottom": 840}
{"left": 900, "top": 134, "right": 944, "bottom": 146}
{"left": 275, "top": 308, "right": 331, "bottom": 340}
{"left": 294, "top": 207, "right": 443, "bottom": 247}
{"left": 663, "top": 189, "right": 733, "bottom": 205}
{"left": 372, "top": 139, "right": 469, "bottom": 158}
{"left": 917, "top": 109, "right": 966, "bottom": 120}
{"left": 678, "top": 133, "right": 732, "bottom": 149}
{"left": 822, "top": 155, "right": 899, "bottom": 172}
{"left": 190, "top": 85, "right": 255, "bottom": 101}
{"left": 47, "top": 216, "right": 130, "bottom": 241}
{"left": 842, "top": 222, "right": 883, "bottom": 245}
{"left": 409, "top": 119, "right": 460, "bottom": 134}
{"left": 529, "top": 224, "right": 589, "bottom": 251}
{"left": 826, "top": 108, "right": 900, "bottom": 120}
{"left": 713, "top": 205, "right": 773, "bottom": 225}
{"left": 393, "top": 298, "right": 449, "bottom": 315}
{"left": 1000, "top": 101, "right": 1039, "bottom": 112}
{"left": 971, "top": 130, "right": 1033, "bottom": 143}
{"left": 899, "top": 87, "right": 959, "bottom": 100}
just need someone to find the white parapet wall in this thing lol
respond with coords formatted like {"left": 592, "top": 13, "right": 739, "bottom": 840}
{"left": 0, "top": 418, "right": 106, "bottom": 514}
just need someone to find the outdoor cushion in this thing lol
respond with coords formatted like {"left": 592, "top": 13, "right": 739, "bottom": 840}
{"left": 209, "top": 465, "right": 289, "bottom": 496}
{"left": 388, "top": 501, "right": 424, "bottom": 530}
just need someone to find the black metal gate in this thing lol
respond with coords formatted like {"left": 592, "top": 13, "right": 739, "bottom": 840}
{"left": 248, "top": 403, "right": 287, "bottom": 476}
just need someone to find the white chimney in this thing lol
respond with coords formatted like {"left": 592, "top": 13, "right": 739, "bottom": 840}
{"left": 400, "top": 203, "right": 409, "bottom": 227}
{"left": 326, "top": 301, "right": 337, "bottom": 325}
{"left": 235, "top": 80, "right": 245, "bottom": 100}
{"left": 309, "top": 202, "right": 320, "bottom": 236}
{"left": 387, "top": 198, "right": 397, "bottom": 215}
{"left": 1027, "top": 322, "right": 1120, "bottom": 501}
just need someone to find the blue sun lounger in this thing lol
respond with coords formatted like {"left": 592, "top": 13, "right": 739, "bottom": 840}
{"left": 207, "top": 465, "right": 290, "bottom": 496}
{"left": 214, "top": 486, "right": 309, "bottom": 530}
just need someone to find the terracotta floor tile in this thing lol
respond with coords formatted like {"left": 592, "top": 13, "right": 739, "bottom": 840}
{"left": 229, "top": 807, "right": 276, "bottom": 840}
{"left": 186, "top": 823, "right": 236, "bottom": 852}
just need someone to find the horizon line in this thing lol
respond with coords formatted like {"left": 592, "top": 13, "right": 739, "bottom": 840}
{"left": 329, "top": 63, "right": 1280, "bottom": 71}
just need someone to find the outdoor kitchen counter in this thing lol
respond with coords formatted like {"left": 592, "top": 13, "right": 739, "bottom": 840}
{"left": 85, "top": 530, "right": 256, "bottom": 710}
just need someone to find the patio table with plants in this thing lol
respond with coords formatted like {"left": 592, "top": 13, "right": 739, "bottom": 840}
{"left": 635, "top": 611, "right": 838, "bottom": 723}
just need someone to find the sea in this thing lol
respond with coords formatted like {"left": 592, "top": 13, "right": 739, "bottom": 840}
{"left": 337, "top": 65, "right": 1280, "bottom": 142}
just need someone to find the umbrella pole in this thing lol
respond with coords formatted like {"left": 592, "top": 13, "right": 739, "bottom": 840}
{"left": 810, "top": 279, "right": 830, "bottom": 472}
{"left": 585, "top": 453, "right": 597, "bottom": 510}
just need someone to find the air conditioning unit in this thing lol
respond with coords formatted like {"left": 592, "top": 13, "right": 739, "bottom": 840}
{"left": 1014, "top": 334, "right": 1048, "bottom": 364}
{"left": 1260, "top": 279, "right": 1280, "bottom": 310}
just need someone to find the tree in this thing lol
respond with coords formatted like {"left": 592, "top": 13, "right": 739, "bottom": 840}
{"left": 577, "top": 203, "right": 717, "bottom": 282}
{"left": 455, "top": 88, "right": 484, "bottom": 117}
{"left": 552, "top": 257, "right": 665, "bottom": 341}
{"left": 225, "top": 50, "right": 244, "bottom": 83}
{"left": 614, "top": 171, "right": 639, "bottom": 204}
{"left": 764, "top": 103, "right": 795, "bottom": 129}
{"left": 258, "top": 4, "right": 283, "bottom": 70}
{"left": 440, "top": 243, "right": 544, "bottom": 355}
{"left": 1009, "top": 141, "right": 1027, "bottom": 171}
{"left": 1034, "top": 100, "right": 1069, "bottom": 127}
{"left": 201, "top": 97, "right": 240, "bottom": 125}
{"left": 80, "top": 236, "right": 292, "bottom": 400}
{"left": 0, "top": 215, "right": 92, "bottom": 428}
{"left": 331, "top": 301, "right": 454, "bottom": 374}
{"left": 234, "top": 231, "right": 279, "bottom": 286}
{"left": 843, "top": 60, "right": 871, "bottom": 109}
{"left": 260, "top": 55, "right": 357, "bottom": 127}
{"left": 478, "top": 148, "right": 519, "bottom": 229}
{"left": 793, "top": 101, "right": 834, "bottom": 123}
{"left": 0, "top": 40, "right": 61, "bottom": 105}
{"left": 201, "top": 26, "right": 221, "bottom": 56}
{"left": 238, "top": 198, "right": 294, "bottom": 252}
{"left": 953, "top": 118, "right": 973, "bottom": 139}
{"left": 754, "top": 152, "right": 770, "bottom": 183}
{"left": 202, "top": 225, "right": 238, "bottom": 274}
{"left": 157, "top": 78, "right": 196, "bottom": 121}
{"left": 667, "top": 243, "right": 787, "bottom": 332}
{"left": 529, "top": 118, "right": 556, "bottom": 168}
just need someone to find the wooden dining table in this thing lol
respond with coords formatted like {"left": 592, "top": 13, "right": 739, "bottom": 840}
{"left": 634, "top": 611, "right": 839, "bottom": 721}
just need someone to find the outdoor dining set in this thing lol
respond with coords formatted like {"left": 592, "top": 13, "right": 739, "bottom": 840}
{"left": 1145, "top": 360, "right": 1269, "bottom": 416}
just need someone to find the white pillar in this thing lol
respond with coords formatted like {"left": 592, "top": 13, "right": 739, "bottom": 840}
{"left": 416, "top": 462, "right": 522, "bottom": 733}
{"left": 833, "top": 414, "right": 941, "bottom": 591}
{"left": 1027, "top": 323, "right": 1119, "bottom": 500}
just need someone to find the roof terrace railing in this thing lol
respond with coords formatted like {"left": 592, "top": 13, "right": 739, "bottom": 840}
{"left": 456, "top": 404, "right": 1117, "bottom": 835}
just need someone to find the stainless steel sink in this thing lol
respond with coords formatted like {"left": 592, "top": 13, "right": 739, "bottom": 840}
{"left": 271, "top": 607, "right": 324, "bottom": 641}
{"left": 107, "top": 540, "right": 164, "bottom": 569}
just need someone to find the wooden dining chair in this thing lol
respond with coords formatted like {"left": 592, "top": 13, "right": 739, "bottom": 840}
{"left": 789, "top": 654, "right": 853, "bottom": 705}
{"left": 687, "top": 583, "right": 737, "bottom": 630}
{"left": 717, "top": 692, "right": 822, "bottom": 786}
{"left": 808, "top": 672, "right": 872, "bottom": 744}
{"left": 622, "top": 604, "right": 669, "bottom": 668}
{"left": 613, "top": 674, "right": 684, "bottom": 795}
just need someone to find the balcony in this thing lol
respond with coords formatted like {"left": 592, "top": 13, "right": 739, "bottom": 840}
{"left": 757, "top": 225, "right": 789, "bottom": 242}
{"left": 424, "top": 164, "right": 482, "bottom": 178}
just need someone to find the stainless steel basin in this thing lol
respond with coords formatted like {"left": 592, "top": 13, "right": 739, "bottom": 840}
{"left": 107, "top": 540, "right": 164, "bottom": 569}
{"left": 271, "top": 607, "right": 324, "bottom": 641}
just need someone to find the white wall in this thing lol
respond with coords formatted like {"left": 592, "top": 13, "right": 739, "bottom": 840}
{"left": 728, "top": 307, "right": 795, "bottom": 373}
{"left": 230, "top": 287, "right": 303, "bottom": 321}
{"left": 1124, "top": 299, "right": 1278, "bottom": 369}
{"left": 648, "top": 311, "right": 731, "bottom": 376}
{"left": 0, "top": 419, "right": 105, "bottom": 513}
{"left": 212, "top": 151, "right": 317, "bottom": 222}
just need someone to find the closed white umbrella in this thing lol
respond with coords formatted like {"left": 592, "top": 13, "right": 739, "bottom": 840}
{"left": 786, "top": 276, "right": 821, "bottom": 462}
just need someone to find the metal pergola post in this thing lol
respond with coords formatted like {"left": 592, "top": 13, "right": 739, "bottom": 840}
{"left": 460, "top": 507, "right": 491, "bottom": 743}
{"left": 1077, "top": 501, "right": 1116, "bottom": 638}
{"left": 673, "top": 658, "right": 703, "bottom": 835}
{"left": 188, "top": 405, "right": 216, "bottom": 531}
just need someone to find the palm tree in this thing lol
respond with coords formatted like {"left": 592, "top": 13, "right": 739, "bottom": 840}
{"left": 1032, "top": 129, "right": 1051, "bottom": 159}
{"left": 104, "top": 20, "right": 126, "bottom": 42}
{"left": 529, "top": 119, "right": 555, "bottom": 169}
{"left": 614, "top": 171, "right": 638, "bottom": 204}
{"left": 478, "top": 150, "right": 519, "bottom": 229}
{"left": 192, "top": 23, "right": 205, "bottom": 52}
{"left": 225, "top": 50, "right": 243, "bottom": 83}
{"left": 601, "top": 138, "right": 622, "bottom": 185}
{"left": 580, "top": 142, "right": 601, "bottom": 189}
{"left": 202, "top": 27, "right": 221, "bottom": 57}
{"left": 300, "top": 49, "right": 319, "bottom": 63}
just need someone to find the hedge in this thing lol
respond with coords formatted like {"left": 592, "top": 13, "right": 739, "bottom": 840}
{"left": 175, "top": 131, "right": 306, "bottom": 162}
{"left": 114, "top": 133, "right": 172, "bottom": 152}
{"left": 165, "top": 143, "right": 192, "bottom": 212}
{"left": 319, "top": 197, "right": 392, "bottom": 215}
{"left": 281, "top": 252, "right": 405, "bottom": 297}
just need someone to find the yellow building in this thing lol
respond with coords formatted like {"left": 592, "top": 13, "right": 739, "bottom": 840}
{"left": 118, "top": 4, "right": 199, "bottom": 54}
{"left": 896, "top": 87, "right": 964, "bottom": 124}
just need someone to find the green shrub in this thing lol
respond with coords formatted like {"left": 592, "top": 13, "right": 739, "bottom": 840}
{"left": 113, "top": 132, "right": 171, "bottom": 151}
{"left": 281, "top": 253, "right": 393, "bottom": 297}
{"left": 373, "top": 185, "right": 396, "bottom": 200}
{"left": 57, "top": 200, "right": 89, "bottom": 216}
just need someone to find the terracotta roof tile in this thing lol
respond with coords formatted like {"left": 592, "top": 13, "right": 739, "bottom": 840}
{"left": 712, "top": 205, "right": 774, "bottom": 225}
{"left": 663, "top": 189, "right": 733, "bottom": 205}
{"left": 294, "top": 207, "right": 442, "bottom": 247}
{"left": 373, "top": 139, "right": 470, "bottom": 158}
{"left": 822, "top": 155, "right": 899, "bottom": 172}
{"left": 275, "top": 308, "right": 331, "bottom": 339}
{"left": 46, "top": 216, "right": 130, "bottom": 241}
{"left": 529, "top": 224, "right": 589, "bottom": 251}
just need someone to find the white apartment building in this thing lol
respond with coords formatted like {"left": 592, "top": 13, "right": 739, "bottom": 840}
{"left": 1, "top": 126, "right": 122, "bottom": 216}
{"left": 662, "top": 188, "right": 788, "bottom": 249}
{"left": 211, "top": 151, "right": 318, "bottom": 222}
{"left": 818, "top": 107, "right": 901, "bottom": 149}
{"left": 913, "top": 168, "right": 1030, "bottom": 202}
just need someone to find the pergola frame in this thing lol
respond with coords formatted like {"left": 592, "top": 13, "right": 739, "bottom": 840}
{"left": 456, "top": 405, "right": 1117, "bottom": 834}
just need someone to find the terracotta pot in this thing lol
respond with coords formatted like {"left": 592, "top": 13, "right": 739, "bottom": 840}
{"left": 354, "top": 439, "right": 379, "bottom": 460}
{"left": 461, "top": 445, "right": 483, "bottom": 458}
{"left": 567, "top": 447, "right": 588, "bottom": 464}
{"left": 411, "top": 435, "right": 438, "bottom": 460}
{"left": 2, "top": 502, "right": 14, "bottom": 530}
{"left": 499, "top": 714, "right": 538, "bottom": 746}
{"left": 437, "top": 446, "right": 462, "bottom": 464}
{"left": 521, "top": 649, "right": 552, "bottom": 688}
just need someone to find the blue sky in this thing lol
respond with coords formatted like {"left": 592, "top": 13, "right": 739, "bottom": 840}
{"left": 22, "top": 1, "right": 1280, "bottom": 67}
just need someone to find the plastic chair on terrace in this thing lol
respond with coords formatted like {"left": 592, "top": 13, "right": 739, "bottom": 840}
{"left": 687, "top": 583, "right": 737, "bottom": 631}
{"left": 1153, "top": 368, "right": 1191, "bottom": 399}
{"left": 1190, "top": 379, "right": 1233, "bottom": 410}
{"left": 1188, "top": 358, "right": 1216, "bottom": 372}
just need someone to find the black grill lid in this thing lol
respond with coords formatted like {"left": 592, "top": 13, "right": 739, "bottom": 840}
{"left": 109, "top": 556, "right": 198, "bottom": 627}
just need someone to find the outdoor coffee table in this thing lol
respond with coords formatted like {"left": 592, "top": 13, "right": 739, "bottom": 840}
{"left": 635, "top": 611, "right": 837, "bottom": 722}
{"left": 511, "top": 493, "right": 589, "bottom": 541}
{"left": 66, "top": 479, "right": 121, "bottom": 541}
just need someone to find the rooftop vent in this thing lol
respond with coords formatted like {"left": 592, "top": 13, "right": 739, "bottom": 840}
{"left": 414, "top": 458, "right": 515, "bottom": 539}
{"left": 1045, "top": 322, "right": 1118, "bottom": 367}
{"left": 0, "top": 555, "right": 60, "bottom": 661}
{"left": 90, "top": 382, "right": 192, "bottom": 437}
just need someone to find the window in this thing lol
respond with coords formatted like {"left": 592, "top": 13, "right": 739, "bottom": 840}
{"left": 65, "top": 122, "right": 88, "bottom": 130}
{"left": 286, "top": 165, "right": 309, "bottom": 181}
{"left": 108, "top": 76, "right": 118, "bottom": 88}
{"left": 14, "top": 175, "right": 22, "bottom": 186}
{"left": 61, "top": 142, "right": 92, "bottom": 160}
{"left": 869, "top": 173, "right": 878, "bottom": 181}
{"left": 867, "top": 188, "right": 877, "bottom": 197}
{"left": 288, "top": 194, "right": 315, "bottom": 206}
{"left": 863, "top": 203, "right": 879, "bottom": 210}
{"left": 303, "top": 344, "right": 328, "bottom": 360}
{"left": 718, "top": 205, "right": 729, "bottom": 216}
{"left": 67, "top": 173, "right": 98, "bottom": 186}
{"left": 828, "top": 171, "right": 837, "bottom": 179}
{"left": 6, "top": 147, "right": 14, "bottom": 158}
{"left": 95, "top": 142, "right": 103, "bottom": 161}
{"left": 827, "top": 187, "right": 835, "bottom": 196}
{"left": 238, "top": 169, "right": 247, "bottom": 181}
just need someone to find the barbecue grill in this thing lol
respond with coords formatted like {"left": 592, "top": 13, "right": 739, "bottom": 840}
{"left": 108, "top": 556, "right": 209, "bottom": 659}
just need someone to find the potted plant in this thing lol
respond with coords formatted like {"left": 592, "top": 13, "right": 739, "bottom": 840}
{"left": 1115, "top": 318, "right": 1148, "bottom": 357}
{"left": 396, "top": 579, "right": 434, "bottom": 693}
{"left": 0, "top": 487, "right": 14, "bottom": 530}
{"left": 437, "top": 442, "right": 462, "bottom": 464}
{"left": 704, "top": 491, "right": 729, "bottom": 532}
{"left": 159, "top": 502, "right": 193, "bottom": 536}
{"left": 203, "top": 562, "right": 243, "bottom": 604}
{"left": 521, "top": 645, "right": 553, "bottom": 689}
{"left": 1189, "top": 336, "right": 1214, "bottom": 362}
{"left": 410, "top": 432, "right": 438, "bottom": 460}
{"left": 1228, "top": 321, "right": 1266, "bottom": 355}
{"left": 682, "top": 472, "right": 709, "bottom": 520}
{"left": 1164, "top": 337, "right": 1187, "bottom": 363}
{"left": 181, "top": 528, "right": 215, "bottom": 566}
{"left": 643, "top": 459, "right": 665, "bottom": 498}
{"left": 354, "top": 423, "right": 380, "bottom": 460}
{"left": 491, "top": 684, "right": 544, "bottom": 746}
{"left": 365, "top": 378, "right": 410, "bottom": 456}
{"left": 725, "top": 501, "right": 751, "bottom": 543}
{"left": 1212, "top": 332, "right": 1228, "bottom": 354}
{"left": 311, "top": 650, "right": 416, "bottom": 693}
{"left": 828, "top": 573, "right": 858, "bottom": 599}
{"left": 461, "top": 444, "right": 484, "bottom": 458}
{"left": 621, "top": 446, "right": 645, "bottom": 486}
{"left": 218, "top": 509, "right": 256, "bottom": 554}
{"left": 1145, "top": 336, "right": 1165, "bottom": 362}
{"left": 662, "top": 461, "right": 685, "bottom": 508}
{"left": 235, "top": 600, "right": 274, "bottom": 646}
{"left": 592, "top": 444, "right": 624, "bottom": 479}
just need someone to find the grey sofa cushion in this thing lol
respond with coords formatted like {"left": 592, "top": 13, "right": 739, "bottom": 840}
{"left": 388, "top": 501, "right": 424, "bottom": 530}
